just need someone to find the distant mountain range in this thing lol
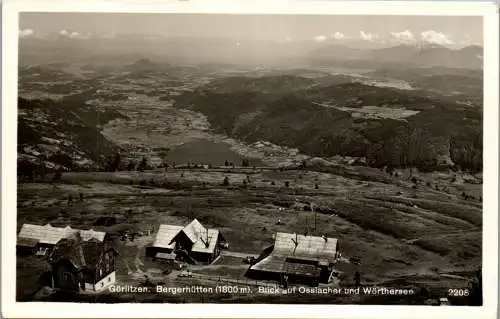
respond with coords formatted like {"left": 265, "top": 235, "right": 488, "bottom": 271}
{"left": 307, "top": 44, "right": 483, "bottom": 69}
{"left": 18, "top": 37, "right": 483, "bottom": 69}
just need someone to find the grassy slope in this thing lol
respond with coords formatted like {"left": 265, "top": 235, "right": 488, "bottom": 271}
{"left": 18, "top": 92, "right": 125, "bottom": 168}
{"left": 17, "top": 164, "right": 481, "bottom": 302}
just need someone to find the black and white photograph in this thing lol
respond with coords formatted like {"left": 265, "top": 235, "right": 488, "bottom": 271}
{"left": 2, "top": 0, "right": 499, "bottom": 318}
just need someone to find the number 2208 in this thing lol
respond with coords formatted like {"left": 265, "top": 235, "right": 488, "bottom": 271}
{"left": 448, "top": 289, "right": 469, "bottom": 297}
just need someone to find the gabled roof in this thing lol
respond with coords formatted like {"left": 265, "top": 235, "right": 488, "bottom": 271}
{"left": 181, "top": 219, "right": 207, "bottom": 244}
{"left": 192, "top": 229, "right": 219, "bottom": 254}
{"left": 18, "top": 224, "right": 106, "bottom": 245}
{"left": 249, "top": 255, "right": 284, "bottom": 273}
{"left": 273, "top": 232, "right": 338, "bottom": 263}
{"left": 152, "top": 224, "right": 184, "bottom": 249}
{"left": 152, "top": 219, "right": 220, "bottom": 254}
{"left": 80, "top": 229, "right": 106, "bottom": 242}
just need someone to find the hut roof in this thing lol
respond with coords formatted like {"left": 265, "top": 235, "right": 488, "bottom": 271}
{"left": 191, "top": 229, "right": 219, "bottom": 254}
{"left": 80, "top": 229, "right": 106, "bottom": 242}
{"left": 18, "top": 224, "right": 106, "bottom": 245}
{"left": 273, "top": 232, "right": 338, "bottom": 263}
{"left": 181, "top": 219, "right": 207, "bottom": 244}
{"left": 152, "top": 219, "right": 220, "bottom": 254}
{"left": 152, "top": 224, "right": 184, "bottom": 249}
{"left": 249, "top": 255, "right": 285, "bottom": 273}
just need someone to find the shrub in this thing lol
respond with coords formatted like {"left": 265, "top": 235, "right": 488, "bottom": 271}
{"left": 222, "top": 177, "right": 229, "bottom": 186}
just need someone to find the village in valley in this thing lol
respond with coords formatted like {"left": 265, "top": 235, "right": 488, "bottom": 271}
{"left": 16, "top": 13, "right": 484, "bottom": 306}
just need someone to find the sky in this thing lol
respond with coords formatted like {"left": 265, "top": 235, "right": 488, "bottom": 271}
{"left": 19, "top": 13, "right": 482, "bottom": 47}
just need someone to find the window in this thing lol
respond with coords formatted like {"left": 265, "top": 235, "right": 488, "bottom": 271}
{"left": 62, "top": 272, "right": 71, "bottom": 281}
{"left": 108, "top": 277, "right": 111, "bottom": 282}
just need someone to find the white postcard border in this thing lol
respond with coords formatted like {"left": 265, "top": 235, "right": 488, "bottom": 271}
{"left": 2, "top": 1, "right": 498, "bottom": 318}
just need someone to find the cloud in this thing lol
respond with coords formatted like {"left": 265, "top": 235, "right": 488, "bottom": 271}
{"left": 19, "top": 29, "right": 34, "bottom": 38}
{"left": 332, "top": 32, "right": 345, "bottom": 40}
{"left": 313, "top": 35, "right": 327, "bottom": 42}
{"left": 359, "top": 31, "right": 379, "bottom": 42}
{"left": 390, "top": 30, "right": 415, "bottom": 43}
{"left": 69, "top": 31, "right": 91, "bottom": 39}
{"left": 420, "top": 30, "right": 454, "bottom": 45}
{"left": 59, "top": 30, "right": 91, "bottom": 39}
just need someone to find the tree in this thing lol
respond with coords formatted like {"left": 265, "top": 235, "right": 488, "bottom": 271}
{"left": 242, "top": 179, "right": 247, "bottom": 187}
{"left": 137, "top": 157, "right": 148, "bottom": 172}
{"left": 400, "top": 125, "right": 431, "bottom": 178}
{"left": 18, "top": 159, "right": 36, "bottom": 181}
{"left": 314, "top": 184, "right": 319, "bottom": 189}
{"left": 224, "top": 160, "right": 229, "bottom": 167}
{"left": 385, "top": 164, "right": 395, "bottom": 176}
{"left": 222, "top": 176, "right": 229, "bottom": 186}
{"left": 108, "top": 151, "right": 121, "bottom": 172}
{"left": 242, "top": 159, "right": 250, "bottom": 167}
{"left": 127, "top": 161, "right": 136, "bottom": 171}
{"left": 284, "top": 181, "right": 290, "bottom": 188}
{"left": 52, "top": 168, "right": 62, "bottom": 181}
{"left": 354, "top": 272, "right": 361, "bottom": 287}
{"left": 158, "top": 149, "right": 170, "bottom": 168}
